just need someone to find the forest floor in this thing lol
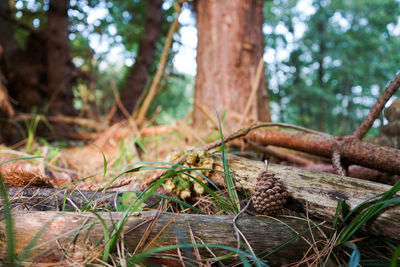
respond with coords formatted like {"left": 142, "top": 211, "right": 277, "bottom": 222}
{"left": 0, "top": 115, "right": 399, "bottom": 266}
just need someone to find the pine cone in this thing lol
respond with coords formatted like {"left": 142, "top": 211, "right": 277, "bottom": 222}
{"left": 252, "top": 171, "right": 288, "bottom": 215}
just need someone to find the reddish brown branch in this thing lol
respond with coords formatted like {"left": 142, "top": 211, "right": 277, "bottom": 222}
{"left": 353, "top": 72, "right": 400, "bottom": 139}
{"left": 331, "top": 144, "right": 346, "bottom": 176}
{"left": 243, "top": 127, "right": 400, "bottom": 174}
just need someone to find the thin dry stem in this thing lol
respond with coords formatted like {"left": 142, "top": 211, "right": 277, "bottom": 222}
{"left": 240, "top": 58, "right": 265, "bottom": 126}
{"left": 353, "top": 71, "right": 400, "bottom": 139}
{"left": 136, "top": 1, "right": 184, "bottom": 124}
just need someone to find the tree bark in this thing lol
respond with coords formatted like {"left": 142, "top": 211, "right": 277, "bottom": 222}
{"left": 209, "top": 154, "right": 400, "bottom": 242}
{"left": 46, "top": 0, "right": 75, "bottom": 116}
{"left": 194, "top": 0, "right": 270, "bottom": 127}
{"left": 0, "top": 210, "right": 327, "bottom": 265}
{"left": 120, "top": 0, "right": 163, "bottom": 115}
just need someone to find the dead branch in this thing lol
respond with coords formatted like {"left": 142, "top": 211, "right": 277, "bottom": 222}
{"left": 243, "top": 127, "right": 400, "bottom": 174}
{"left": 0, "top": 210, "right": 328, "bottom": 265}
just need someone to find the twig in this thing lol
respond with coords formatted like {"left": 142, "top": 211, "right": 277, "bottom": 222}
{"left": 352, "top": 71, "right": 400, "bottom": 139}
{"left": 187, "top": 222, "right": 202, "bottom": 263}
{"left": 110, "top": 78, "right": 139, "bottom": 131}
{"left": 233, "top": 199, "right": 254, "bottom": 256}
{"left": 135, "top": 1, "right": 184, "bottom": 124}
{"left": 305, "top": 202, "right": 322, "bottom": 265}
{"left": 331, "top": 142, "right": 346, "bottom": 176}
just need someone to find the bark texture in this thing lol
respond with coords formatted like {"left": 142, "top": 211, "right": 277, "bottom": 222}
{"left": 46, "top": 0, "right": 74, "bottom": 115}
{"left": 194, "top": 0, "right": 270, "bottom": 127}
{"left": 210, "top": 154, "right": 400, "bottom": 242}
{"left": 120, "top": 0, "right": 163, "bottom": 114}
{"left": 0, "top": 211, "right": 326, "bottom": 265}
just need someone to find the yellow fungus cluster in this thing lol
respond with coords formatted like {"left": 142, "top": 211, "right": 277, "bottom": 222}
{"left": 163, "top": 151, "right": 214, "bottom": 200}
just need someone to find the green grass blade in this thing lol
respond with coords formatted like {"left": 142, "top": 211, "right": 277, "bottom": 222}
{"left": 0, "top": 156, "right": 43, "bottom": 166}
{"left": 333, "top": 198, "right": 345, "bottom": 228}
{"left": 336, "top": 180, "right": 400, "bottom": 246}
{"left": 81, "top": 146, "right": 108, "bottom": 211}
{"left": 390, "top": 245, "right": 400, "bottom": 267}
{"left": 129, "top": 243, "right": 268, "bottom": 267}
{"left": 108, "top": 176, "right": 167, "bottom": 252}
{"left": 19, "top": 215, "right": 59, "bottom": 261}
{"left": 89, "top": 211, "right": 111, "bottom": 262}
{"left": 0, "top": 173, "right": 16, "bottom": 266}
{"left": 151, "top": 193, "right": 205, "bottom": 214}
{"left": 0, "top": 156, "right": 44, "bottom": 265}
{"left": 215, "top": 110, "right": 240, "bottom": 213}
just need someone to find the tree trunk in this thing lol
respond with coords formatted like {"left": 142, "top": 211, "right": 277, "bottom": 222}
{"left": 0, "top": 1, "right": 21, "bottom": 143}
{"left": 0, "top": 211, "right": 327, "bottom": 265}
{"left": 120, "top": 0, "right": 163, "bottom": 115}
{"left": 46, "top": 0, "right": 74, "bottom": 116}
{"left": 0, "top": 0, "right": 18, "bottom": 64}
{"left": 194, "top": 0, "right": 270, "bottom": 127}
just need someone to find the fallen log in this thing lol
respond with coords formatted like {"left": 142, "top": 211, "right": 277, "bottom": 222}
{"left": 210, "top": 154, "right": 400, "bottom": 242}
{"left": 2, "top": 187, "right": 162, "bottom": 211}
{"left": 0, "top": 211, "right": 328, "bottom": 265}
{"left": 3, "top": 187, "right": 121, "bottom": 211}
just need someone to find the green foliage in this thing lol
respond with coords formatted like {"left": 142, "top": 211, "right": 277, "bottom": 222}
{"left": 335, "top": 179, "right": 400, "bottom": 246}
{"left": 149, "top": 72, "right": 194, "bottom": 124}
{"left": 265, "top": 0, "right": 400, "bottom": 135}
{"left": 173, "top": 175, "right": 191, "bottom": 190}
{"left": 116, "top": 192, "right": 144, "bottom": 211}
{"left": 332, "top": 179, "right": 400, "bottom": 264}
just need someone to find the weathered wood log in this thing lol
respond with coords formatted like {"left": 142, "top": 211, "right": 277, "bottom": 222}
{"left": 3, "top": 187, "right": 121, "bottom": 211}
{"left": 2, "top": 187, "right": 161, "bottom": 211}
{"left": 0, "top": 211, "right": 328, "bottom": 265}
{"left": 210, "top": 154, "right": 400, "bottom": 242}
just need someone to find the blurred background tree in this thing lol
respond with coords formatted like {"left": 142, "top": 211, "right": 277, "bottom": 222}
{"left": 264, "top": 0, "right": 400, "bottom": 135}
